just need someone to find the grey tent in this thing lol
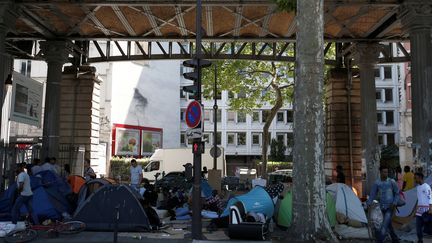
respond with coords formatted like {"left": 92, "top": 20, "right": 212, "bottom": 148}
{"left": 76, "top": 178, "right": 112, "bottom": 208}
{"left": 73, "top": 185, "right": 150, "bottom": 231}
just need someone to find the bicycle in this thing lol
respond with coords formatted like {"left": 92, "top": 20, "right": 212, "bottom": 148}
{"left": 5, "top": 220, "right": 86, "bottom": 243}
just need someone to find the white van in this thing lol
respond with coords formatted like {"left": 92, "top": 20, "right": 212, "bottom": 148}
{"left": 143, "top": 148, "right": 226, "bottom": 181}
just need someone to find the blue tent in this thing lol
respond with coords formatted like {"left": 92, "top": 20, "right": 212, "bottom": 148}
{"left": 0, "top": 171, "right": 72, "bottom": 221}
{"left": 221, "top": 186, "right": 274, "bottom": 218}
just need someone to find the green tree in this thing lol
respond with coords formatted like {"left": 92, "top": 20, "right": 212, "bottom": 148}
{"left": 202, "top": 48, "right": 294, "bottom": 178}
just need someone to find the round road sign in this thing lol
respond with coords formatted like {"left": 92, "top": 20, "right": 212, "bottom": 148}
{"left": 210, "top": 146, "right": 222, "bottom": 158}
{"left": 185, "top": 101, "right": 202, "bottom": 128}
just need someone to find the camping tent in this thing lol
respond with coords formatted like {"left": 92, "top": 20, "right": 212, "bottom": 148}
{"left": 221, "top": 186, "right": 274, "bottom": 218}
{"left": 326, "top": 183, "right": 367, "bottom": 224}
{"left": 76, "top": 178, "right": 112, "bottom": 208}
{"left": 276, "top": 191, "right": 336, "bottom": 228}
{"left": 34, "top": 170, "right": 72, "bottom": 196}
{"left": 73, "top": 185, "right": 150, "bottom": 231}
{"left": 0, "top": 175, "right": 71, "bottom": 221}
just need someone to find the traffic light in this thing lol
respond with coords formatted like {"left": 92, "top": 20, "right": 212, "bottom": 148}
{"left": 182, "top": 59, "right": 212, "bottom": 100}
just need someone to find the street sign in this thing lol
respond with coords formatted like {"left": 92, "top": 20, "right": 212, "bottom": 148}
{"left": 186, "top": 128, "right": 202, "bottom": 139}
{"left": 185, "top": 101, "right": 202, "bottom": 128}
{"left": 193, "top": 142, "right": 205, "bottom": 154}
{"left": 210, "top": 146, "right": 222, "bottom": 158}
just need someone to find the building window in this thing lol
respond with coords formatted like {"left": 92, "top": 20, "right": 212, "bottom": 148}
{"left": 252, "top": 111, "right": 260, "bottom": 123}
{"left": 377, "top": 112, "right": 383, "bottom": 123}
{"left": 237, "top": 112, "right": 246, "bottom": 123}
{"left": 227, "top": 111, "right": 236, "bottom": 122}
{"left": 386, "top": 111, "right": 394, "bottom": 125}
{"left": 384, "top": 89, "right": 393, "bottom": 102}
{"left": 180, "top": 109, "right": 185, "bottom": 121}
{"left": 180, "top": 89, "right": 186, "bottom": 99}
{"left": 376, "top": 91, "right": 382, "bottom": 100}
{"left": 387, "top": 133, "right": 395, "bottom": 145}
{"left": 277, "top": 111, "right": 284, "bottom": 122}
{"left": 212, "top": 132, "right": 221, "bottom": 145}
{"left": 216, "top": 91, "right": 222, "bottom": 100}
{"left": 276, "top": 133, "right": 285, "bottom": 145}
{"left": 286, "top": 110, "right": 293, "bottom": 123}
{"left": 378, "top": 134, "right": 384, "bottom": 145}
{"left": 237, "top": 132, "right": 246, "bottom": 146}
{"left": 180, "top": 133, "right": 186, "bottom": 146}
{"left": 227, "top": 133, "right": 235, "bottom": 145}
{"left": 262, "top": 110, "right": 270, "bottom": 123}
{"left": 384, "top": 66, "right": 392, "bottom": 79}
{"left": 187, "top": 137, "right": 193, "bottom": 145}
{"left": 216, "top": 110, "right": 222, "bottom": 123}
{"left": 252, "top": 133, "right": 261, "bottom": 146}
{"left": 374, "top": 68, "right": 380, "bottom": 78}
{"left": 204, "top": 110, "right": 211, "bottom": 122}
{"left": 287, "top": 133, "right": 294, "bottom": 147}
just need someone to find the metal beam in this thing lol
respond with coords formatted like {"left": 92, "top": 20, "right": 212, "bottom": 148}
{"left": 19, "top": 7, "right": 56, "bottom": 38}
{"left": 81, "top": 6, "right": 112, "bottom": 36}
{"left": 365, "top": 10, "right": 398, "bottom": 38}
{"left": 141, "top": 6, "right": 195, "bottom": 37}
{"left": 13, "top": 1, "right": 400, "bottom": 7}
{"left": 141, "top": 6, "right": 162, "bottom": 36}
{"left": 112, "top": 6, "right": 136, "bottom": 36}
{"left": 175, "top": 6, "right": 188, "bottom": 36}
{"left": 205, "top": 6, "right": 213, "bottom": 37}
{"left": 335, "top": 6, "right": 368, "bottom": 37}
{"left": 233, "top": 6, "right": 243, "bottom": 37}
{"left": 67, "top": 6, "right": 101, "bottom": 36}
{"left": 285, "top": 18, "right": 296, "bottom": 37}
{"left": 259, "top": 6, "right": 275, "bottom": 37}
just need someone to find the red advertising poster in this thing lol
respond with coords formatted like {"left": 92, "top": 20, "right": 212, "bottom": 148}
{"left": 112, "top": 124, "right": 162, "bottom": 157}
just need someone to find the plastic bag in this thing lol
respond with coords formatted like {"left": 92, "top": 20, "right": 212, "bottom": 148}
{"left": 368, "top": 202, "right": 382, "bottom": 230}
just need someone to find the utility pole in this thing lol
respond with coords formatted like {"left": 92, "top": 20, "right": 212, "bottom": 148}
{"left": 213, "top": 64, "right": 218, "bottom": 170}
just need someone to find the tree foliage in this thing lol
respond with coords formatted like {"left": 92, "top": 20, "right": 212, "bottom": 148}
{"left": 270, "top": 138, "right": 287, "bottom": 161}
{"left": 201, "top": 44, "right": 295, "bottom": 177}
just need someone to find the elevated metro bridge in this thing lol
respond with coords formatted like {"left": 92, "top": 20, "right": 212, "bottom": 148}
{"left": 1, "top": 0, "right": 409, "bottom": 63}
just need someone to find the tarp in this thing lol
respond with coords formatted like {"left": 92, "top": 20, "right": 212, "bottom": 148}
{"left": 35, "top": 170, "right": 72, "bottom": 196}
{"left": 276, "top": 191, "right": 337, "bottom": 228}
{"left": 67, "top": 175, "right": 86, "bottom": 194}
{"left": 221, "top": 186, "right": 274, "bottom": 218}
{"left": 326, "top": 183, "right": 367, "bottom": 224}
{"left": 73, "top": 185, "right": 150, "bottom": 231}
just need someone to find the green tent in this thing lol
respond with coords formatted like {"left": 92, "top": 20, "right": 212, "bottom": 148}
{"left": 277, "top": 191, "right": 336, "bottom": 227}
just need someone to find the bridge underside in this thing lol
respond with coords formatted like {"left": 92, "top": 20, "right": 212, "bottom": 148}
{"left": 2, "top": 0, "right": 407, "bottom": 62}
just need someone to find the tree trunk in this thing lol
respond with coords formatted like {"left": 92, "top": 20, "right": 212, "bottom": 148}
{"left": 261, "top": 82, "right": 283, "bottom": 179}
{"left": 290, "top": 0, "right": 337, "bottom": 241}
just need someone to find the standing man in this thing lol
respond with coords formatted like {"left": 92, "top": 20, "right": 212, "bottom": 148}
{"left": 367, "top": 165, "right": 400, "bottom": 243}
{"left": 130, "top": 159, "right": 143, "bottom": 191}
{"left": 414, "top": 172, "right": 432, "bottom": 243}
{"left": 84, "top": 159, "right": 96, "bottom": 181}
{"left": 11, "top": 163, "right": 39, "bottom": 227}
{"left": 30, "top": 159, "right": 42, "bottom": 176}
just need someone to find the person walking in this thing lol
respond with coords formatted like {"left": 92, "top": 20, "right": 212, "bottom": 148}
{"left": 130, "top": 159, "right": 143, "bottom": 191}
{"left": 11, "top": 163, "right": 39, "bottom": 227}
{"left": 84, "top": 159, "right": 96, "bottom": 181}
{"left": 414, "top": 172, "right": 432, "bottom": 243}
{"left": 367, "top": 165, "right": 400, "bottom": 243}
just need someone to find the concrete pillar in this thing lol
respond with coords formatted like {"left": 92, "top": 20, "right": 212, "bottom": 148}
{"left": 353, "top": 43, "right": 381, "bottom": 195}
{"left": 325, "top": 68, "right": 362, "bottom": 193}
{"left": 400, "top": 1, "right": 432, "bottom": 170}
{"left": 59, "top": 65, "right": 101, "bottom": 175}
{"left": 40, "top": 41, "right": 69, "bottom": 160}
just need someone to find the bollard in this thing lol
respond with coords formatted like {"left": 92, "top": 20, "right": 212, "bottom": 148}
{"left": 113, "top": 205, "right": 120, "bottom": 243}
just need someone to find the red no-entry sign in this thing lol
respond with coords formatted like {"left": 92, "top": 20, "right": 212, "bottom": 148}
{"left": 185, "top": 101, "right": 202, "bottom": 128}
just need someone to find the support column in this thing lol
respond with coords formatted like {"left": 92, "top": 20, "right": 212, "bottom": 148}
{"left": 40, "top": 41, "right": 69, "bottom": 160}
{"left": 0, "top": 3, "right": 17, "bottom": 113}
{"left": 353, "top": 43, "right": 381, "bottom": 195}
{"left": 400, "top": 1, "right": 432, "bottom": 170}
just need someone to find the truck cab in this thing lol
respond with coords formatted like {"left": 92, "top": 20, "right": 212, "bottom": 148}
{"left": 143, "top": 160, "right": 162, "bottom": 181}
